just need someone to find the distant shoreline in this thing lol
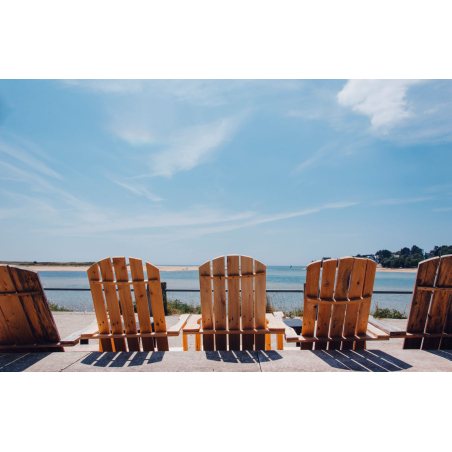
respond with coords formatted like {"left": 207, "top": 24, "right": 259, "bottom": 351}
{"left": 2, "top": 263, "right": 417, "bottom": 273}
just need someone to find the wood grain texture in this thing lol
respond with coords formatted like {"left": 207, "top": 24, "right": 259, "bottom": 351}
{"left": 98, "top": 258, "right": 127, "bottom": 352}
{"left": 301, "top": 261, "right": 321, "bottom": 350}
{"left": 87, "top": 263, "right": 113, "bottom": 352}
{"left": 342, "top": 258, "right": 367, "bottom": 350}
{"left": 354, "top": 259, "right": 377, "bottom": 351}
{"left": 227, "top": 255, "right": 240, "bottom": 351}
{"left": 254, "top": 259, "right": 266, "bottom": 351}
{"left": 113, "top": 257, "right": 140, "bottom": 352}
{"left": 146, "top": 263, "right": 169, "bottom": 351}
{"left": 212, "top": 256, "right": 227, "bottom": 351}
{"left": 129, "top": 258, "right": 154, "bottom": 351}
{"left": 315, "top": 259, "right": 336, "bottom": 351}
{"left": 241, "top": 256, "right": 254, "bottom": 351}
{"left": 423, "top": 255, "right": 452, "bottom": 349}
{"left": 404, "top": 257, "right": 440, "bottom": 349}
{"left": 328, "top": 257, "right": 353, "bottom": 350}
{"left": 199, "top": 261, "right": 214, "bottom": 351}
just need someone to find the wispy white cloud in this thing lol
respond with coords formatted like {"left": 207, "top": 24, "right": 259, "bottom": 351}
{"left": 337, "top": 80, "right": 421, "bottom": 130}
{"left": 292, "top": 144, "right": 330, "bottom": 173}
{"left": 373, "top": 196, "right": 434, "bottom": 206}
{"left": 62, "top": 80, "right": 143, "bottom": 94}
{"left": 109, "top": 125, "right": 155, "bottom": 146}
{"left": 112, "top": 180, "right": 164, "bottom": 202}
{"left": 131, "top": 115, "right": 245, "bottom": 178}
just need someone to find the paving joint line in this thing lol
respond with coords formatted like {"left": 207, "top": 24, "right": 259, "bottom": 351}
{"left": 59, "top": 352, "right": 91, "bottom": 372}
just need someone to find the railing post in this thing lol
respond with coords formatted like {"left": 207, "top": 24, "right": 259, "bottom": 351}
{"left": 161, "top": 281, "right": 168, "bottom": 315}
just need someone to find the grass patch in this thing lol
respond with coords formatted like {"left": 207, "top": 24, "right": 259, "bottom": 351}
{"left": 372, "top": 306, "right": 407, "bottom": 319}
{"left": 48, "top": 301, "right": 72, "bottom": 312}
{"left": 167, "top": 299, "right": 201, "bottom": 315}
{"left": 283, "top": 308, "right": 303, "bottom": 318}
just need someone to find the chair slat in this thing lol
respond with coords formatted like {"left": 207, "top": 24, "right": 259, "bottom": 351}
{"left": 241, "top": 256, "right": 254, "bottom": 351}
{"left": 98, "top": 258, "right": 127, "bottom": 352}
{"left": 254, "top": 259, "right": 267, "bottom": 351}
{"left": 199, "top": 261, "right": 214, "bottom": 351}
{"left": 212, "top": 256, "right": 227, "bottom": 351}
{"left": 329, "top": 257, "right": 354, "bottom": 350}
{"left": 227, "top": 255, "right": 240, "bottom": 351}
{"left": 315, "top": 259, "right": 337, "bottom": 351}
{"left": 301, "top": 260, "right": 321, "bottom": 350}
{"left": 0, "top": 266, "right": 36, "bottom": 345}
{"left": 146, "top": 263, "right": 169, "bottom": 351}
{"left": 354, "top": 259, "right": 377, "bottom": 350}
{"left": 113, "top": 257, "right": 141, "bottom": 352}
{"left": 404, "top": 257, "right": 439, "bottom": 349}
{"left": 129, "top": 258, "right": 154, "bottom": 351}
{"left": 87, "top": 263, "right": 113, "bottom": 352}
{"left": 342, "top": 258, "right": 367, "bottom": 350}
{"left": 423, "top": 255, "right": 452, "bottom": 349}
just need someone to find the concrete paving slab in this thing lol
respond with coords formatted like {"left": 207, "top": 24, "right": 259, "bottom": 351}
{"left": 257, "top": 349, "right": 452, "bottom": 372}
{"left": 63, "top": 351, "right": 262, "bottom": 372}
{"left": 0, "top": 352, "right": 89, "bottom": 372}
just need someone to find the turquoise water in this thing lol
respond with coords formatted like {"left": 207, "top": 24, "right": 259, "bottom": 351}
{"left": 39, "top": 266, "right": 416, "bottom": 314}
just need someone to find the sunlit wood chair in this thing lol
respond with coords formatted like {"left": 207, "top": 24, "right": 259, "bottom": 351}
{"left": 182, "top": 255, "right": 287, "bottom": 351}
{"left": 85, "top": 257, "right": 189, "bottom": 352}
{"left": 286, "top": 257, "right": 389, "bottom": 350}
{"left": 368, "top": 255, "right": 452, "bottom": 350}
{"left": 0, "top": 265, "right": 91, "bottom": 352}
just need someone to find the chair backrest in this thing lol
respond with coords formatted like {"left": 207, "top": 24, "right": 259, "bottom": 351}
{"left": 404, "top": 255, "right": 452, "bottom": 350}
{"left": 199, "top": 255, "right": 266, "bottom": 351}
{"left": 0, "top": 265, "right": 62, "bottom": 351}
{"left": 87, "top": 257, "right": 168, "bottom": 352}
{"left": 301, "top": 257, "right": 377, "bottom": 351}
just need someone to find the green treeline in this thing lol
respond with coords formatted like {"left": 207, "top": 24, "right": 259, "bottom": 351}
{"left": 374, "top": 245, "right": 452, "bottom": 268}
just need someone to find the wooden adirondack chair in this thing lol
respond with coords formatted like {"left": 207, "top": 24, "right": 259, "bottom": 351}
{"left": 369, "top": 255, "right": 452, "bottom": 350}
{"left": 286, "top": 257, "right": 389, "bottom": 350}
{"left": 85, "top": 257, "right": 189, "bottom": 352}
{"left": 182, "top": 255, "right": 287, "bottom": 351}
{"left": 0, "top": 265, "right": 92, "bottom": 352}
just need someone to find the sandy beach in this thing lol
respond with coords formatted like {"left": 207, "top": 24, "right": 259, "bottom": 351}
{"left": 20, "top": 265, "right": 198, "bottom": 272}
{"left": 376, "top": 267, "right": 417, "bottom": 273}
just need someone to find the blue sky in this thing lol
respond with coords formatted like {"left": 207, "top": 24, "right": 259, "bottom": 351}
{"left": 1, "top": 79, "right": 451, "bottom": 265}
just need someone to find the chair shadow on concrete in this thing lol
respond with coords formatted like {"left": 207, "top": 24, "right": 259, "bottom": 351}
{"left": 257, "top": 350, "right": 283, "bottom": 362}
{"left": 0, "top": 352, "right": 50, "bottom": 372}
{"left": 80, "top": 351, "right": 164, "bottom": 368}
{"left": 205, "top": 350, "right": 261, "bottom": 364}
{"left": 426, "top": 349, "right": 452, "bottom": 362}
{"left": 315, "top": 350, "right": 412, "bottom": 372}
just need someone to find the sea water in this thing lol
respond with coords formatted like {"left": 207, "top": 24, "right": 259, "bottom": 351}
{"left": 39, "top": 266, "right": 416, "bottom": 315}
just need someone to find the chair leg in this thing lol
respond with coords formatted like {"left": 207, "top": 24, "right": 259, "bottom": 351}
{"left": 265, "top": 334, "right": 271, "bottom": 350}
{"left": 277, "top": 334, "right": 284, "bottom": 350}
{"left": 183, "top": 333, "right": 188, "bottom": 351}
{"left": 195, "top": 334, "right": 201, "bottom": 351}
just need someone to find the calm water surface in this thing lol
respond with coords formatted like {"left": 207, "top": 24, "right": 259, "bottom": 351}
{"left": 39, "top": 266, "right": 416, "bottom": 314}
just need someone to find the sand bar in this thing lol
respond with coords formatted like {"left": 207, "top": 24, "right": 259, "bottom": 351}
{"left": 376, "top": 268, "right": 417, "bottom": 273}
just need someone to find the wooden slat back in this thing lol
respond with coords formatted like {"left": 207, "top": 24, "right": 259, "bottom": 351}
{"left": 87, "top": 263, "right": 114, "bottom": 352}
{"left": 113, "top": 257, "right": 140, "bottom": 352}
{"left": 342, "top": 258, "right": 367, "bottom": 350}
{"left": 315, "top": 259, "right": 337, "bottom": 351}
{"left": 254, "top": 259, "right": 267, "bottom": 351}
{"left": 241, "top": 256, "right": 254, "bottom": 351}
{"left": 440, "top": 256, "right": 452, "bottom": 350}
{"left": 199, "top": 261, "right": 214, "bottom": 351}
{"left": 0, "top": 265, "right": 61, "bottom": 349}
{"left": 329, "top": 257, "right": 354, "bottom": 350}
{"left": 212, "top": 256, "right": 227, "bottom": 351}
{"left": 301, "top": 260, "right": 321, "bottom": 350}
{"left": 98, "top": 258, "right": 127, "bottom": 352}
{"left": 146, "top": 262, "right": 169, "bottom": 351}
{"left": 404, "top": 257, "right": 440, "bottom": 349}
{"left": 354, "top": 259, "right": 377, "bottom": 350}
{"left": 129, "top": 258, "right": 154, "bottom": 351}
{"left": 227, "top": 255, "right": 240, "bottom": 351}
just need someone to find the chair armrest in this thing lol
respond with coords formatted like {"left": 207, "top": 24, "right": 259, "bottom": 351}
{"left": 265, "top": 313, "right": 286, "bottom": 333}
{"left": 183, "top": 314, "right": 202, "bottom": 333}
{"left": 167, "top": 314, "right": 191, "bottom": 336}
{"left": 60, "top": 320, "right": 99, "bottom": 346}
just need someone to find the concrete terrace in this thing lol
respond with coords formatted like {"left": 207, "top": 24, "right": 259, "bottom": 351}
{"left": 1, "top": 313, "right": 451, "bottom": 372}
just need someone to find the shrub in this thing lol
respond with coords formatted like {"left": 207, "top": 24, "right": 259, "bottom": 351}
{"left": 166, "top": 299, "right": 201, "bottom": 315}
{"left": 48, "top": 301, "right": 72, "bottom": 312}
